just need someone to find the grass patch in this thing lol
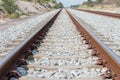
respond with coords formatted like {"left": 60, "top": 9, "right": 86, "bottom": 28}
{"left": 22, "top": 12, "right": 29, "bottom": 16}
{"left": 10, "top": 12, "right": 20, "bottom": 19}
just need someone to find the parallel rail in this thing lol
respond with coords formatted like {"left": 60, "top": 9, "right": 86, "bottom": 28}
{"left": 0, "top": 9, "right": 120, "bottom": 80}
{"left": 76, "top": 9, "right": 120, "bottom": 18}
{"left": 66, "top": 10, "right": 120, "bottom": 80}
{"left": 0, "top": 10, "right": 61, "bottom": 80}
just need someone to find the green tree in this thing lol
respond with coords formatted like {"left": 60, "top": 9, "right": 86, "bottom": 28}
{"left": 88, "top": 0, "right": 92, "bottom": 2}
{"left": 87, "top": 0, "right": 94, "bottom": 7}
{"left": 70, "top": 5, "right": 79, "bottom": 8}
{"left": 54, "top": 2, "right": 63, "bottom": 9}
{"left": 96, "top": 0, "right": 103, "bottom": 4}
{"left": 36, "top": 0, "right": 50, "bottom": 4}
{"left": 51, "top": 0, "right": 56, "bottom": 3}
{"left": 1, "top": 0, "right": 18, "bottom": 14}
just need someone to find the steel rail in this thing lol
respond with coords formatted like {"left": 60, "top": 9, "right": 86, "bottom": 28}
{"left": 66, "top": 10, "right": 120, "bottom": 80}
{"left": 76, "top": 9, "right": 120, "bottom": 19}
{"left": 0, "top": 10, "right": 61, "bottom": 80}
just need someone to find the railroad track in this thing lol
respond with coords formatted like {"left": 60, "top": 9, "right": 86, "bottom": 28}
{"left": 0, "top": 9, "right": 120, "bottom": 80}
{"left": 0, "top": 10, "right": 59, "bottom": 61}
{"left": 68, "top": 9, "right": 120, "bottom": 57}
{"left": 76, "top": 9, "right": 120, "bottom": 19}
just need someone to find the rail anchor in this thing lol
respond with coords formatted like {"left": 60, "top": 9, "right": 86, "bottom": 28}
{"left": 103, "top": 70, "right": 112, "bottom": 79}
{"left": 17, "top": 59, "right": 27, "bottom": 66}
{"left": 7, "top": 70, "right": 20, "bottom": 78}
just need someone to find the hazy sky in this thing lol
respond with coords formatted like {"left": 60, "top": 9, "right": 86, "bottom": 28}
{"left": 56, "top": 0, "right": 88, "bottom": 7}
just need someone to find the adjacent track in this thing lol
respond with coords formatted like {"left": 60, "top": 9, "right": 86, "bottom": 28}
{"left": 76, "top": 9, "right": 120, "bottom": 19}
{"left": 0, "top": 9, "right": 120, "bottom": 80}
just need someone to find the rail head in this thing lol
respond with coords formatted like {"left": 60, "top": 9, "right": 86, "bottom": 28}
{"left": 0, "top": 9, "right": 61, "bottom": 79}
{"left": 66, "top": 9, "right": 120, "bottom": 80}
{"left": 76, "top": 9, "right": 120, "bottom": 19}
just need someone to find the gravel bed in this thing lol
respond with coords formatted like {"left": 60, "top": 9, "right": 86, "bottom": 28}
{"left": 68, "top": 9, "right": 120, "bottom": 50}
{"left": 27, "top": 57, "right": 97, "bottom": 66}
{"left": 0, "top": 9, "right": 60, "bottom": 55}
{"left": 10, "top": 10, "right": 105, "bottom": 80}
{"left": 38, "top": 50, "right": 90, "bottom": 57}
{"left": 37, "top": 11, "right": 90, "bottom": 57}
{"left": 26, "top": 68, "right": 105, "bottom": 79}
{"left": 11, "top": 67, "right": 106, "bottom": 80}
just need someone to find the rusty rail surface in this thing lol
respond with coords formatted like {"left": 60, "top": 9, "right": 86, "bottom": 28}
{"left": 76, "top": 9, "right": 120, "bottom": 19}
{"left": 66, "top": 10, "right": 120, "bottom": 80}
{"left": 0, "top": 10, "right": 61, "bottom": 80}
